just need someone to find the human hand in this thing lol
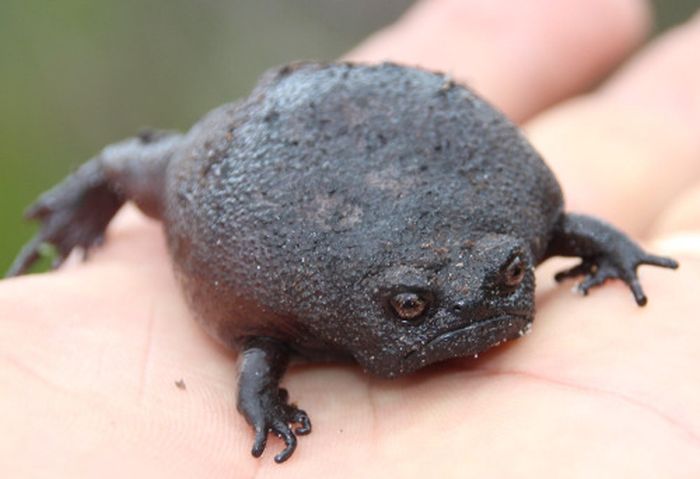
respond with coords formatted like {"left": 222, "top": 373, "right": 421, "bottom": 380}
{"left": 2, "top": 0, "right": 700, "bottom": 477}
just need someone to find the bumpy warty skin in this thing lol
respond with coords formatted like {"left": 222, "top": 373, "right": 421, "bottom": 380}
{"left": 163, "top": 62, "right": 564, "bottom": 377}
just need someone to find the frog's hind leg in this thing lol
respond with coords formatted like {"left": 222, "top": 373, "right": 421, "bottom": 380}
{"left": 544, "top": 213, "right": 678, "bottom": 306}
{"left": 6, "top": 130, "right": 182, "bottom": 277}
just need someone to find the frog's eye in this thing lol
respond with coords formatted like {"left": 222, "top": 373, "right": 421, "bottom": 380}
{"left": 502, "top": 253, "right": 526, "bottom": 288}
{"left": 389, "top": 292, "right": 429, "bottom": 323}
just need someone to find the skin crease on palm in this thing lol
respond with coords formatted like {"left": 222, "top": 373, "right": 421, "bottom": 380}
{"left": 1, "top": 0, "right": 700, "bottom": 477}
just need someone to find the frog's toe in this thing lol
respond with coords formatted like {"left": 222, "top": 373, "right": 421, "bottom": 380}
{"left": 640, "top": 254, "right": 678, "bottom": 270}
{"left": 555, "top": 259, "right": 622, "bottom": 297}
{"left": 609, "top": 251, "right": 677, "bottom": 306}
{"left": 292, "top": 409, "right": 311, "bottom": 435}
{"left": 576, "top": 261, "right": 625, "bottom": 296}
{"left": 627, "top": 277, "right": 647, "bottom": 307}
{"left": 271, "top": 421, "right": 298, "bottom": 463}
{"left": 249, "top": 415, "right": 299, "bottom": 462}
{"left": 6, "top": 236, "right": 43, "bottom": 277}
{"left": 251, "top": 425, "right": 268, "bottom": 458}
{"left": 554, "top": 260, "right": 594, "bottom": 282}
{"left": 273, "top": 402, "right": 311, "bottom": 461}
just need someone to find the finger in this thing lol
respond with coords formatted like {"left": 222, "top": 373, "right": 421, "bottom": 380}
{"left": 346, "top": 0, "right": 650, "bottom": 122}
{"left": 602, "top": 12, "right": 700, "bottom": 125}
{"left": 650, "top": 183, "right": 700, "bottom": 236}
{"left": 526, "top": 12, "right": 700, "bottom": 237}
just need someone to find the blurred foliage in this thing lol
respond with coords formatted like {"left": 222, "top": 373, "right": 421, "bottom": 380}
{"left": 652, "top": 0, "right": 699, "bottom": 31}
{"left": 0, "top": 0, "right": 697, "bottom": 272}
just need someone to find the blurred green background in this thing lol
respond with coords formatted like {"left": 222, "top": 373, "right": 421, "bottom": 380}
{"left": 1, "top": 0, "right": 698, "bottom": 273}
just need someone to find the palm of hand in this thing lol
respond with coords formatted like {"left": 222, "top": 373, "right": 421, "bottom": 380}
{"left": 3, "top": 1, "right": 700, "bottom": 477}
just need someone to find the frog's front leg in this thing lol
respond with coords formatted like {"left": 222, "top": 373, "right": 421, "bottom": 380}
{"left": 545, "top": 213, "right": 678, "bottom": 306}
{"left": 237, "top": 337, "right": 311, "bottom": 463}
{"left": 5, "top": 130, "right": 181, "bottom": 277}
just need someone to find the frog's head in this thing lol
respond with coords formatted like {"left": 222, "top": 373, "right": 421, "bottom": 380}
{"left": 341, "top": 234, "right": 535, "bottom": 378}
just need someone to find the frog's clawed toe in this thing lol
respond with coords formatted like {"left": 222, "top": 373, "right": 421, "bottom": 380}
{"left": 555, "top": 252, "right": 678, "bottom": 307}
{"left": 248, "top": 388, "right": 311, "bottom": 463}
{"left": 5, "top": 175, "right": 122, "bottom": 277}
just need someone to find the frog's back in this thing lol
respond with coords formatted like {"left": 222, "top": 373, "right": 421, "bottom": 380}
{"left": 163, "top": 62, "right": 563, "bottom": 347}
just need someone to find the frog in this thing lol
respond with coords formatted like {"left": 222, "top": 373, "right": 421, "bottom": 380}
{"left": 6, "top": 61, "right": 678, "bottom": 463}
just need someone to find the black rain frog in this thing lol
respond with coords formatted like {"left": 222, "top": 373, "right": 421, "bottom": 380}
{"left": 7, "top": 62, "right": 678, "bottom": 463}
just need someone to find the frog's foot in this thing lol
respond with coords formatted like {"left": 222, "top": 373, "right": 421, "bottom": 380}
{"left": 547, "top": 213, "right": 678, "bottom": 306}
{"left": 237, "top": 338, "right": 311, "bottom": 463}
{"left": 246, "top": 387, "right": 312, "bottom": 463}
{"left": 6, "top": 162, "right": 124, "bottom": 277}
{"left": 6, "top": 132, "right": 181, "bottom": 278}
{"left": 554, "top": 253, "right": 678, "bottom": 306}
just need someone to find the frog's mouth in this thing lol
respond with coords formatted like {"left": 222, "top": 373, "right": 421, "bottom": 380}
{"left": 402, "top": 313, "right": 531, "bottom": 369}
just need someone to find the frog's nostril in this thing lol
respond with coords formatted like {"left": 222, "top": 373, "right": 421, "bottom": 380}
{"left": 452, "top": 300, "right": 467, "bottom": 314}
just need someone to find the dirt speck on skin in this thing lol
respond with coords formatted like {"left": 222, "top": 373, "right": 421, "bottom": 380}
{"left": 175, "top": 379, "right": 187, "bottom": 390}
